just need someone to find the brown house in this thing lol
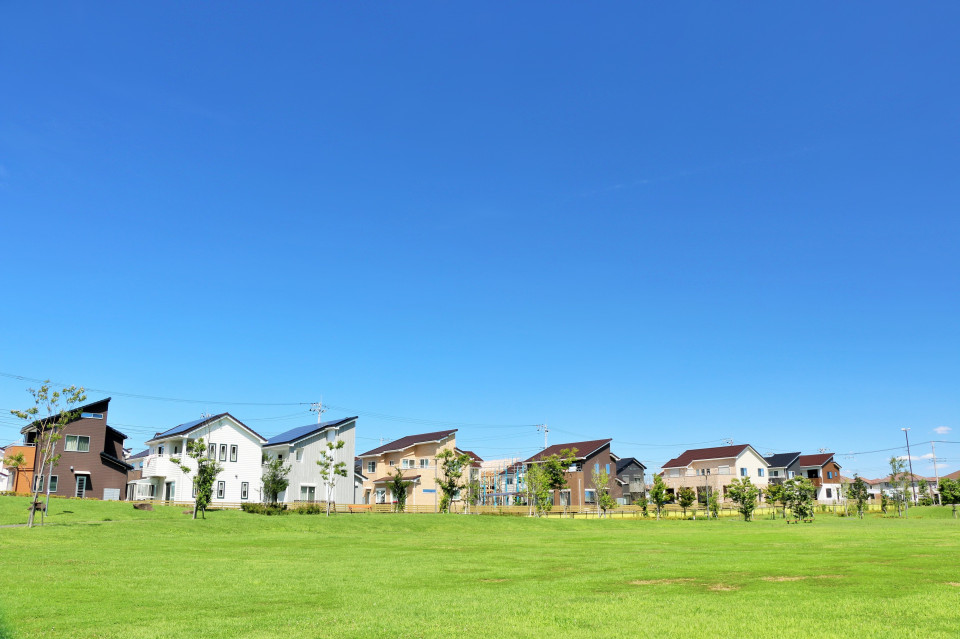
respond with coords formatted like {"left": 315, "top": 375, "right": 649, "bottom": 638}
{"left": 524, "top": 439, "right": 617, "bottom": 508}
{"left": 797, "top": 453, "right": 842, "bottom": 503}
{"left": 21, "top": 398, "right": 132, "bottom": 500}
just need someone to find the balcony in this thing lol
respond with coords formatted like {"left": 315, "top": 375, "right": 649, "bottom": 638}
{"left": 141, "top": 455, "right": 188, "bottom": 479}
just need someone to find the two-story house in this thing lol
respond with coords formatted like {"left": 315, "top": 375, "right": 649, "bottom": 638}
{"left": 20, "top": 398, "right": 132, "bottom": 500}
{"left": 615, "top": 457, "right": 647, "bottom": 505}
{"left": 1, "top": 442, "right": 37, "bottom": 494}
{"left": 661, "top": 444, "right": 769, "bottom": 503}
{"left": 797, "top": 453, "right": 842, "bottom": 503}
{"left": 133, "top": 413, "right": 267, "bottom": 503}
{"left": 763, "top": 452, "right": 802, "bottom": 485}
{"left": 358, "top": 429, "right": 481, "bottom": 509}
{"left": 524, "top": 439, "right": 618, "bottom": 508}
{"left": 261, "top": 416, "right": 357, "bottom": 504}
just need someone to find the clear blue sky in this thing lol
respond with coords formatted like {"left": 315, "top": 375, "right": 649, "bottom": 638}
{"left": 1, "top": 3, "right": 958, "bottom": 479}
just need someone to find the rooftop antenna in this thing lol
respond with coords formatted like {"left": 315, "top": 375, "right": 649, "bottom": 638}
{"left": 818, "top": 447, "right": 828, "bottom": 454}
{"left": 536, "top": 423, "right": 549, "bottom": 450}
{"left": 309, "top": 399, "right": 327, "bottom": 424}
{"left": 722, "top": 438, "right": 734, "bottom": 446}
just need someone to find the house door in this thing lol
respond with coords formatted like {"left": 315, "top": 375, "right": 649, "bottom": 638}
{"left": 75, "top": 475, "right": 87, "bottom": 498}
{"left": 164, "top": 482, "right": 174, "bottom": 501}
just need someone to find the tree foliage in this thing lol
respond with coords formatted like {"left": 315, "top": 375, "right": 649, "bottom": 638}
{"left": 708, "top": 491, "right": 720, "bottom": 519}
{"left": 2, "top": 451, "right": 26, "bottom": 493}
{"left": 317, "top": 439, "right": 347, "bottom": 516}
{"left": 783, "top": 477, "right": 817, "bottom": 522}
{"left": 262, "top": 456, "right": 291, "bottom": 505}
{"left": 436, "top": 449, "right": 473, "bottom": 513}
{"left": 938, "top": 478, "right": 960, "bottom": 519}
{"left": 648, "top": 475, "right": 670, "bottom": 520}
{"left": 764, "top": 483, "right": 787, "bottom": 519}
{"left": 524, "top": 462, "right": 553, "bottom": 517}
{"left": 677, "top": 486, "right": 695, "bottom": 518}
{"left": 10, "top": 382, "right": 86, "bottom": 527}
{"left": 917, "top": 478, "right": 932, "bottom": 506}
{"left": 727, "top": 477, "right": 760, "bottom": 521}
{"left": 388, "top": 466, "right": 410, "bottom": 512}
{"left": 888, "top": 457, "right": 908, "bottom": 517}
{"left": 590, "top": 467, "right": 616, "bottom": 518}
{"left": 847, "top": 474, "right": 870, "bottom": 519}
{"left": 172, "top": 438, "right": 223, "bottom": 519}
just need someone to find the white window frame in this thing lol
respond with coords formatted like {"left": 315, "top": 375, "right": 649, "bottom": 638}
{"left": 49, "top": 475, "right": 58, "bottom": 493}
{"left": 65, "top": 435, "right": 91, "bottom": 453}
{"left": 81, "top": 412, "right": 104, "bottom": 420}
{"left": 300, "top": 484, "right": 316, "bottom": 502}
{"left": 584, "top": 489, "right": 597, "bottom": 504}
{"left": 367, "top": 461, "right": 376, "bottom": 473}
{"left": 296, "top": 449, "right": 304, "bottom": 462}
{"left": 420, "top": 458, "right": 430, "bottom": 468}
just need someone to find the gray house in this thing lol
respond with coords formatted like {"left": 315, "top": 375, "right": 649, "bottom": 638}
{"left": 262, "top": 417, "right": 358, "bottom": 505}
{"left": 616, "top": 457, "right": 646, "bottom": 505}
{"left": 763, "top": 452, "right": 801, "bottom": 485}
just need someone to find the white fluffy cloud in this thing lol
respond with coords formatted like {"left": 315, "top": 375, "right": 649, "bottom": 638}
{"left": 934, "top": 426, "right": 952, "bottom": 435}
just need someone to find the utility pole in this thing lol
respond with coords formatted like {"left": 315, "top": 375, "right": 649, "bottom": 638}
{"left": 902, "top": 428, "right": 917, "bottom": 506}
{"left": 309, "top": 400, "right": 327, "bottom": 424}
{"left": 537, "top": 423, "right": 549, "bottom": 450}
{"left": 931, "top": 442, "right": 940, "bottom": 505}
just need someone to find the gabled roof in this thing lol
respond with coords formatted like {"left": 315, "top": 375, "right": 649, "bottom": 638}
{"left": 456, "top": 448, "right": 484, "bottom": 467}
{"left": 359, "top": 429, "right": 457, "bottom": 457}
{"left": 21, "top": 397, "right": 112, "bottom": 434}
{"left": 147, "top": 413, "right": 266, "bottom": 444}
{"left": 798, "top": 453, "right": 835, "bottom": 468}
{"left": 941, "top": 469, "right": 960, "bottom": 481}
{"left": 524, "top": 439, "right": 612, "bottom": 464}
{"left": 662, "top": 444, "right": 755, "bottom": 469}
{"left": 616, "top": 457, "right": 646, "bottom": 474}
{"left": 126, "top": 449, "right": 150, "bottom": 460}
{"left": 263, "top": 416, "right": 358, "bottom": 447}
{"left": 763, "top": 452, "right": 801, "bottom": 469}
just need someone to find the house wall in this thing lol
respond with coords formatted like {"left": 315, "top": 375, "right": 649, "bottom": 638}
{"left": 662, "top": 448, "right": 770, "bottom": 502}
{"left": 145, "top": 416, "right": 265, "bottom": 503}
{"left": 617, "top": 461, "right": 646, "bottom": 504}
{"left": 2, "top": 445, "right": 36, "bottom": 494}
{"left": 265, "top": 421, "right": 356, "bottom": 504}
{"left": 552, "top": 445, "right": 619, "bottom": 507}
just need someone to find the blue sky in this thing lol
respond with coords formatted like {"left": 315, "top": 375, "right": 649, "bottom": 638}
{"left": 1, "top": 3, "right": 958, "bottom": 479}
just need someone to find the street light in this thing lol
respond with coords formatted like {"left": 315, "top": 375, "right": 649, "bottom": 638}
{"left": 902, "top": 428, "right": 917, "bottom": 506}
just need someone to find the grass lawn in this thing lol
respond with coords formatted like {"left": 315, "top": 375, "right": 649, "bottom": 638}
{"left": 0, "top": 497, "right": 958, "bottom": 638}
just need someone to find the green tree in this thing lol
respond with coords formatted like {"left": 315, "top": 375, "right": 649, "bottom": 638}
{"left": 10, "top": 382, "right": 86, "bottom": 527}
{"left": 888, "top": 457, "right": 908, "bottom": 517}
{"left": 727, "top": 477, "right": 760, "bottom": 521}
{"left": 847, "top": 475, "right": 870, "bottom": 519}
{"left": 542, "top": 448, "right": 578, "bottom": 515}
{"left": 590, "top": 467, "right": 616, "bottom": 518}
{"left": 436, "top": 449, "right": 473, "bottom": 513}
{"left": 636, "top": 493, "right": 648, "bottom": 517}
{"left": 648, "top": 475, "right": 670, "bottom": 520}
{"left": 463, "top": 479, "right": 481, "bottom": 514}
{"left": 2, "top": 451, "right": 26, "bottom": 494}
{"left": 938, "top": 478, "right": 960, "bottom": 519}
{"left": 172, "top": 438, "right": 223, "bottom": 519}
{"left": 388, "top": 467, "right": 410, "bottom": 512}
{"left": 677, "top": 486, "right": 695, "bottom": 519}
{"left": 262, "top": 456, "right": 291, "bottom": 505}
{"left": 708, "top": 491, "right": 720, "bottom": 518}
{"left": 764, "top": 483, "right": 786, "bottom": 519}
{"left": 880, "top": 493, "right": 888, "bottom": 515}
{"left": 917, "top": 478, "right": 932, "bottom": 506}
{"left": 783, "top": 477, "right": 816, "bottom": 522}
{"left": 524, "top": 462, "right": 554, "bottom": 517}
{"left": 317, "top": 439, "right": 347, "bottom": 516}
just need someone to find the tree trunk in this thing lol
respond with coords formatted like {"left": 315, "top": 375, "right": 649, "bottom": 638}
{"left": 193, "top": 502, "right": 199, "bottom": 520}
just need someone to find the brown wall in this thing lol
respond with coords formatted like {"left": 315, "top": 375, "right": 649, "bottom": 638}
{"left": 550, "top": 445, "right": 618, "bottom": 507}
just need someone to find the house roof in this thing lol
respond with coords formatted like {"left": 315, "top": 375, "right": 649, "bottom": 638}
{"left": 372, "top": 474, "right": 421, "bottom": 483}
{"left": 616, "top": 457, "right": 646, "bottom": 474}
{"left": 20, "top": 397, "right": 112, "bottom": 434}
{"left": 126, "top": 449, "right": 150, "bottom": 460}
{"left": 147, "top": 413, "right": 266, "bottom": 444}
{"left": 100, "top": 451, "right": 133, "bottom": 471}
{"left": 358, "top": 429, "right": 457, "bottom": 457}
{"left": 941, "top": 469, "right": 960, "bottom": 481}
{"left": 662, "top": 444, "right": 754, "bottom": 469}
{"left": 263, "top": 416, "right": 358, "bottom": 447}
{"left": 456, "top": 448, "right": 484, "bottom": 467}
{"left": 524, "top": 439, "right": 612, "bottom": 463}
{"left": 798, "top": 453, "right": 835, "bottom": 468}
{"left": 763, "top": 452, "right": 801, "bottom": 468}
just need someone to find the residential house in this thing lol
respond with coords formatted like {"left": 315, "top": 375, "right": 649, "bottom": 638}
{"left": 261, "top": 416, "right": 357, "bottom": 504}
{"left": 20, "top": 398, "right": 132, "bottom": 500}
{"left": 615, "top": 457, "right": 647, "bottom": 505}
{"left": 1, "top": 443, "right": 36, "bottom": 494}
{"left": 661, "top": 444, "right": 770, "bottom": 503}
{"left": 524, "top": 439, "right": 618, "bottom": 508}
{"left": 358, "top": 429, "right": 481, "bottom": 509}
{"left": 353, "top": 458, "right": 367, "bottom": 504}
{"left": 797, "top": 453, "right": 842, "bottom": 503}
{"left": 480, "top": 458, "right": 525, "bottom": 506}
{"left": 762, "top": 452, "right": 801, "bottom": 485}
{"left": 131, "top": 413, "right": 267, "bottom": 503}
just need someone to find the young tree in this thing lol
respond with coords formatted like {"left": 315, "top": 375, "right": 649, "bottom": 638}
{"left": 316, "top": 439, "right": 347, "bottom": 516}
{"left": 708, "top": 491, "right": 720, "bottom": 519}
{"left": 388, "top": 466, "right": 410, "bottom": 512}
{"left": 764, "top": 483, "right": 786, "bottom": 519}
{"left": 590, "top": 467, "right": 616, "bottom": 518}
{"left": 784, "top": 477, "right": 816, "bottom": 522}
{"left": 524, "top": 462, "right": 554, "bottom": 517}
{"left": 938, "top": 478, "right": 960, "bottom": 519}
{"left": 262, "top": 457, "right": 291, "bottom": 505}
{"left": 172, "top": 438, "right": 223, "bottom": 519}
{"left": 880, "top": 493, "right": 889, "bottom": 515}
{"left": 917, "top": 478, "right": 932, "bottom": 506}
{"left": 436, "top": 449, "right": 473, "bottom": 513}
{"left": 11, "top": 382, "right": 86, "bottom": 528}
{"left": 2, "top": 451, "right": 26, "bottom": 494}
{"left": 727, "top": 477, "right": 760, "bottom": 521}
{"left": 636, "top": 493, "right": 648, "bottom": 517}
{"left": 648, "top": 475, "right": 670, "bottom": 521}
{"left": 462, "top": 479, "right": 481, "bottom": 514}
{"left": 542, "top": 448, "right": 578, "bottom": 515}
{"left": 847, "top": 475, "right": 870, "bottom": 519}
{"left": 888, "top": 457, "right": 907, "bottom": 518}
{"left": 677, "top": 486, "right": 695, "bottom": 519}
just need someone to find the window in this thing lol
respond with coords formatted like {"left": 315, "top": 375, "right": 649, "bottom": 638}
{"left": 208, "top": 443, "right": 216, "bottom": 459}
{"left": 389, "top": 460, "right": 395, "bottom": 467}
{"left": 216, "top": 481, "right": 225, "bottom": 499}
{"left": 295, "top": 448, "right": 303, "bottom": 462}
{"left": 605, "top": 463, "right": 610, "bottom": 474}
{"left": 81, "top": 412, "right": 104, "bottom": 419}
{"left": 192, "top": 483, "right": 197, "bottom": 498}
{"left": 367, "top": 461, "right": 376, "bottom": 473}
{"left": 826, "top": 488, "right": 833, "bottom": 499}
{"left": 584, "top": 489, "right": 597, "bottom": 504}
{"left": 219, "top": 444, "right": 227, "bottom": 461}
{"left": 230, "top": 445, "right": 238, "bottom": 463}
{"left": 173, "top": 445, "right": 179, "bottom": 455}
{"left": 64, "top": 435, "right": 91, "bottom": 452}
{"left": 788, "top": 471, "right": 795, "bottom": 478}
{"left": 594, "top": 463, "right": 599, "bottom": 473}
{"left": 740, "top": 468, "right": 748, "bottom": 477}
{"left": 49, "top": 476, "right": 58, "bottom": 492}
{"left": 241, "top": 482, "right": 249, "bottom": 500}
{"left": 277, "top": 454, "right": 283, "bottom": 462}
{"left": 300, "top": 485, "right": 316, "bottom": 502}
{"left": 402, "top": 459, "right": 415, "bottom": 469}
{"left": 758, "top": 468, "right": 765, "bottom": 477}
{"left": 420, "top": 458, "right": 430, "bottom": 468}
{"left": 771, "top": 470, "right": 780, "bottom": 477}
{"left": 158, "top": 445, "right": 164, "bottom": 456}
{"left": 375, "top": 488, "right": 386, "bottom": 504}
{"left": 827, "top": 471, "right": 833, "bottom": 479}
{"left": 807, "top": 469, "right": 819, "bottom": 479}
{"left": 34, "top": 476, "right": 44, "bottom": 492}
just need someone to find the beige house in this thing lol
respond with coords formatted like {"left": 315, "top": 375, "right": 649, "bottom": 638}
{"left": 660, "top": 444, "right": 769, "bottom": 503}
{"left": 357, "top": 429, "right": 481, "bottom": 510}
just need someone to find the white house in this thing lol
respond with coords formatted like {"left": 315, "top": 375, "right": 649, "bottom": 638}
{"left": 261, "top": 416, "right": 357, "bottom": 504}
{"left": 130, "top": 413, "right": 267, "bottom": 503}
{"left": 661, "top": 444, "right": 770, "bottom": 503}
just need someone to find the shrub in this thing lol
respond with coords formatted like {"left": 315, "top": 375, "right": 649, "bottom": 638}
{"left": 291, "top": 503, "right": 324, "bottom": 515}
{"left": 241, "top": 503, "right": 288, "bottom": 516}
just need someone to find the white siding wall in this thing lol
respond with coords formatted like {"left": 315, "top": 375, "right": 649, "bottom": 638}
{"left": 735, "top": 448, "right": 771, "bottom": 487}
{"left": 267, "top": 421, "right": 356, "bottom": 504}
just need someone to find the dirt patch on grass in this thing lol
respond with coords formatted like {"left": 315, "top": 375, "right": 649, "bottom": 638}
{"left": 709, "top": 584, "right": 739, "bottom": 591}
{"left": 812, "top": 575, "right": 846, "bottom": 580}
{"left": 479, "top": 578, "right": 509, "bottom": 583}
{"left": 762, "top": 576, "right": 806, "bottom": 582}
{"left": 629, "top": 578, "right": 695, "bottom": 586}
{"left": 946, "top": 582, "right": 960, "bottom": 587}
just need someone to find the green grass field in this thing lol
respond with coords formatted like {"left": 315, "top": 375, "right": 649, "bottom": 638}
{"left": 1, "top": 496, "right": 958, "bottom": 638}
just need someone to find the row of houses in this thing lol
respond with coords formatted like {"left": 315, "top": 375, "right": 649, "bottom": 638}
{"left": 2, "top": 398, "right": 955, "bottom": 508}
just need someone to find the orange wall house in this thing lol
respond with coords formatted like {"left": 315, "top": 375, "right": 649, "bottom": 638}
{"left": 2, "top": 445, "right": 37, "bottom": 494}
